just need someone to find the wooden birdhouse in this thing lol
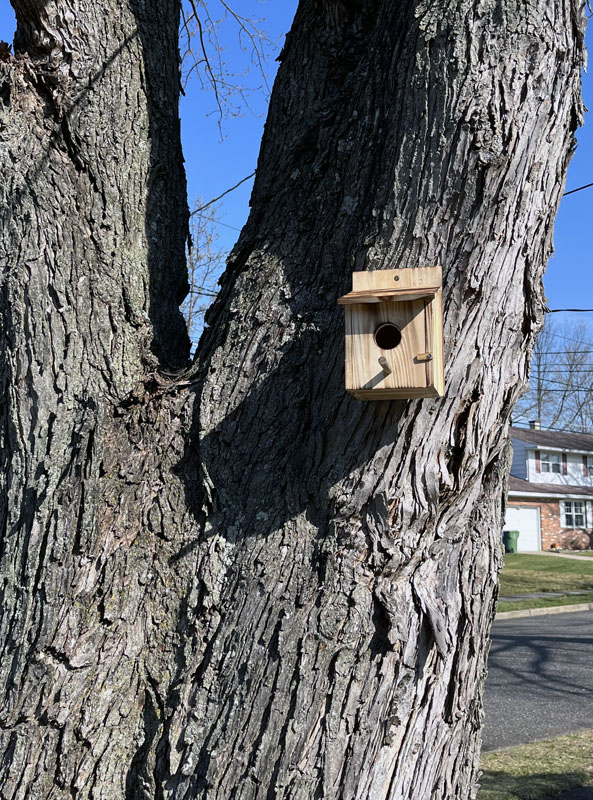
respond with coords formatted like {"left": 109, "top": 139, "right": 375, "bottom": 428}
{"left": 338, "top": 267, "right": 444, "bottom": 400}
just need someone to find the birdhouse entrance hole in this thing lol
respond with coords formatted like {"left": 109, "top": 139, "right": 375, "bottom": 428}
{"left": 374, "top": 323, "right": 401, "bottom": 350}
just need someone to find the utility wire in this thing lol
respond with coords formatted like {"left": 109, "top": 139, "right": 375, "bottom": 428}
{"left": 189, "top": 174, "right": 593, "bottom": 239}
{"left": 563, "top": 181, "right": 593, "bottom": 197}
{"left": 547, "top": 331, "right": 593, "bottom": 347}
{"left": 512, "top": 419, "right": 593, "bottom": 435}
{"left": 535, "top": 351, "right": 593, "bottom": 355}
{"left": 531, "top": 369, "right": 593, "bottom": 373}
{"left": 533, "top": 376, "right": 593, "bottom": 392}
{"left": 190, "top": 172, "right": 256, "bottom": 217}
{"left": 548, "top": 308, "right": 593, "bottom": 313}
{"left": 193, "top": 173, "right": 593, "bottom": 224}
{"left": 187, "top": 173, "right": 593, "bottom": 280}
{"left": 195, "top": 215, "right": 242, "bottom": 232}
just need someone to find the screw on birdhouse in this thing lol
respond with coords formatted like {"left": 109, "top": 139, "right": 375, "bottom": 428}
{"left": 417, "top": 352, "right": 433, "bottom": 362}
{"left": 378, "top": 356, "right": 392, "bottom": 375}
{"left": 393, "top": 275, "right": 400, "bottom": 281}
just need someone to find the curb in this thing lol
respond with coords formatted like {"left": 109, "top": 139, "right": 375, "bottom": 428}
{"left": 496, "top": 602, "right": 593, "bottom": 621}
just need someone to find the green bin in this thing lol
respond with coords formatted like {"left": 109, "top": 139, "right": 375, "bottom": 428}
{"left": 503, "top": 529, "right": 520, "bottom": 554}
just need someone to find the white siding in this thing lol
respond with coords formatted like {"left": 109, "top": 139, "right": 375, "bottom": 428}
{"left": 526, "top": 449, "right": 593, "bottom": 487}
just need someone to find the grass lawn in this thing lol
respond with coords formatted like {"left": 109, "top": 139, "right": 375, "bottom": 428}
{"left": 500, "top": 554, "right": 593, "bottom": 596}
{"left": 479, "top": 728, "right": 593, "bottom": 799}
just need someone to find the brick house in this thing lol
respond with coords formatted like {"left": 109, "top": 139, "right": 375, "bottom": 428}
{"left": 505, "top": 424, "right": 593, "bottom": 551}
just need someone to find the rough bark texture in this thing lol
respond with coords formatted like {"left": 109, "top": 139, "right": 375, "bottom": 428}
{"left": 0, "top": 0, "right": 191, "bottom": 795}
{"left": 0, "top": 0, "right": 586, "bottom": 798}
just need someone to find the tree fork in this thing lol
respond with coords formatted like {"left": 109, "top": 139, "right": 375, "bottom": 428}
{"left": 0, "top": 0, "right": 587, "bottom": 798}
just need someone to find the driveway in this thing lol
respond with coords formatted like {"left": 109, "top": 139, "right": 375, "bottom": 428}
{"left": 482, "top": 611, "right": 593, "bottom": 751}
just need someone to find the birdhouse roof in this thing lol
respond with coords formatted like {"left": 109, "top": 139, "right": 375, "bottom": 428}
{"left": 337, "top": 286, "right": 438, "bottom": 305}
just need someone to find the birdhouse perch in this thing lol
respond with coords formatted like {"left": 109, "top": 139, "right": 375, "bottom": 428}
{"left": 338, "top": 266, "right": 445, "bottom": 400}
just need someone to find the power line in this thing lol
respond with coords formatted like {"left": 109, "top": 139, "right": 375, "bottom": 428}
{"left": 531, "top": 370, "right": 593, "bottom": 374}
{"left": 194, "top": 214, "right": 242, "bottom": 232}
{"left": 190, "top": 172, "right": 256, "bottom": 217}
{"left": 547, "top": 331, "right": 593, "bottom": 347}
{"left": 562, "top": 181, "right": 593, "bottom": 197}
{"left": 531, "top": 375, "right": 593, "bottom": 380}
{"left": 531, "top": 376, "right": 593, "bottom": 392}
{"left": 532, "top": 361, "right": 593, "bottom": 366}
{"left": 186, "top": 172, "right": 593, "bottom": 264}
{"left": 535, "top": 351, "right": 593, "bottom": 355}
{"left": 536, "top": 347, "right": 593, "bottom": 353}
{"left": 512, "top": 419, "right": 593, "bottom": 435}
{"left": 187, "top": 173, "right": 593, "bottom": 255}
{"left": 531, "top": 363, "right": 593, "bottom": 368}
{"left": 524, "top": 388, "right": 592, "bottom": 393}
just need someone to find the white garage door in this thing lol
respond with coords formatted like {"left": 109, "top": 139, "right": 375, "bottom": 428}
{"left": 504, "top": 506, "right": 541, "bottom": 551}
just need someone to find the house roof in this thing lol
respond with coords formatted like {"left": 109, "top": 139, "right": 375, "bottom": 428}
{"left": 508, "top": 475, "right": 593, "bottom": 498}
{"left": 511, "top": 426, "right": 593, "bottom": 453}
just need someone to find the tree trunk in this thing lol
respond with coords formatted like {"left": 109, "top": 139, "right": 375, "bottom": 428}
{"left": 0, "top": 0, "right": 586, "bottom": 798}
{"left": 0, "top": 0, "right": 191, "bottom": 795}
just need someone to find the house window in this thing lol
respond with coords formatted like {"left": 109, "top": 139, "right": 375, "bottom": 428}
{"left": 584, "top": 456, "right": 593, "bottom": 477}
{"left": 540, "top": 452, "right": 561, "bottom": 474}
{"left": 562, "top": 501, "right": 585, "bottom": 529}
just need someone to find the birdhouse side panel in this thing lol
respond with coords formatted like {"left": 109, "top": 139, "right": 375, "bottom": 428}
{"left": 431, "top": 288, "right": 445, "bottom": 396}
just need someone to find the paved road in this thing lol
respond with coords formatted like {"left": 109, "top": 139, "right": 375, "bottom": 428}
{"left": 482, "top": 611, "right": 593, "bottom": 751}
{"left": 550, "top": 789, "right": 593, "bottom": 800}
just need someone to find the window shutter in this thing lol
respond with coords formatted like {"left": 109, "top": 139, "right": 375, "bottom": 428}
{"left": 535, "top": 451, "right": 541, "bottom": 473}
{"left": 562, "top": 453, "right": 568, "bottom": 475}
{"left": 583, "top": 456, "right": 588, "bottom": 478}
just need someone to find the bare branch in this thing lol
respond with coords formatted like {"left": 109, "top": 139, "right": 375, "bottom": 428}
{"left": 217, "top": 0, "right": 272, "bottom": 95}
{"left": 181, "top": 200, "right": 228, "bottom": 349}
{"left": 187, "top": 0, "right": 224, "bottom": 121}
{"left": 179, "top": 0, "right": 277, "bottom": 127}
{"left": 515, "top": 318, "right": 593, "bottom": 431}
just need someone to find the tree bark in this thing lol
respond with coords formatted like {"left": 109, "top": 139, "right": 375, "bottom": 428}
{"left": 0, "top": 0, "right": 586, "bottom": 798}
{"left": 0, "top": 0, "right": 191, "bottom": 795}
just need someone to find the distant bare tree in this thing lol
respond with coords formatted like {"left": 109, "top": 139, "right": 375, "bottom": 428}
{"left": 514, "top": 318, "right": 593, "bottom": 431}
{"left": 182, "top": 203, "right": 227, "bottom": 348}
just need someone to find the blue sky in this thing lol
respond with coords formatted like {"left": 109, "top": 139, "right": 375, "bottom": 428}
{"left": 548, "top": 21, "right": 593, "bottom": 326}
{"left": 0, "top": 1, "right": 591, "bottom": 325}
{"left": 179, "top": 1, "right": 298, "bottom": 253}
